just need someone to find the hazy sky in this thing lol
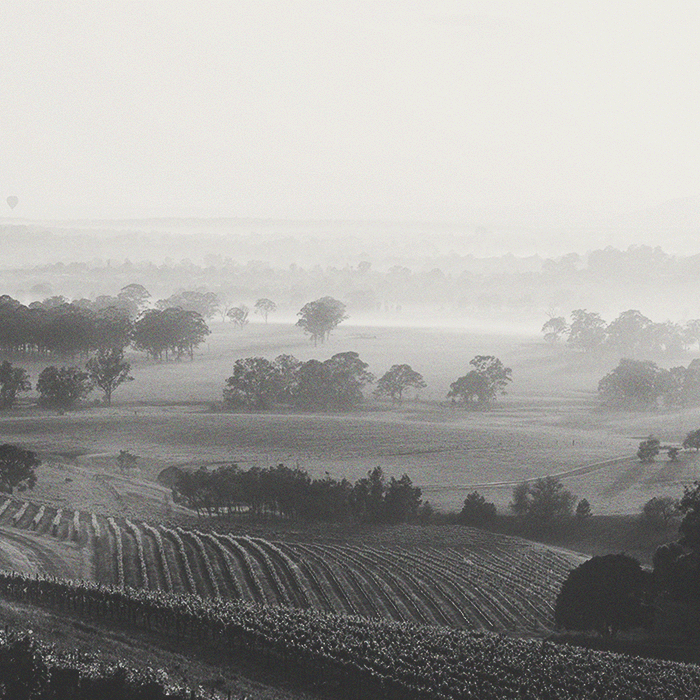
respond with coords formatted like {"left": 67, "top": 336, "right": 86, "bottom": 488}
{"left": 1, "top": 1, "right": 698, "bottom": 221}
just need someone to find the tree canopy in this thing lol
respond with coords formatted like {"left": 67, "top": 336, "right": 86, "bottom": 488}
{"left": 374, "top": 364, "right": 426, "bottom": 403}
{"left": 0, "top": 361, "right": 31, "bottom": 409}
{"left": 296, "top": 296, "right": 348, "bottom": 345}
{"left": 0, "top": 444, "right": 40, "bottom": 494}
{"left": 460, "top": 492, "right": 497, "bottom": 526}
{"left": 36, "top": 366, "right": 92, "bottom": 410}
{"left": 447, "top": 355, "right": 512, "bottom": 407}
{"left": 554, "top": 554, "right": 649, "bottom": 639}
{"left": 510, "top": 476, "right": 575, "bottom": 528}
{"left": 132, "top": 307, "right": 210, "bottom": 360}
{"left": 223, "top": 352, "right": 374, "bottom": 412}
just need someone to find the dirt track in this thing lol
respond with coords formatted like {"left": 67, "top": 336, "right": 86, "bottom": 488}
{"left": 0, "top": 525, "right": 86, "bottom": 579}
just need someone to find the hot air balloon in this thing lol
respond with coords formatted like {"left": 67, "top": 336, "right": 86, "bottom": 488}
{"left": 6, "top": 197, "right": 18, "bottom": 210}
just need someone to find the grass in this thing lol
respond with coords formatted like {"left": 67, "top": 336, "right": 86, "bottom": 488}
{"left": 2, "top": 321, "right": 700, "bottom": 517}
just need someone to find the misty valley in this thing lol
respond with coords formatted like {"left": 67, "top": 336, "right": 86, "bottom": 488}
{"left": 0, "top": 223, "right": 699, "bottom": 698}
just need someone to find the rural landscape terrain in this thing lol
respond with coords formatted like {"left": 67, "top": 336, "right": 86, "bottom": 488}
{"left": 0, "top": 220, "right": 700, "bottom": 697}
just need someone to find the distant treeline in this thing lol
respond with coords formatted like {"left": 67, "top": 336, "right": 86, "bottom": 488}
{"left": 0, "top": 289, "right": 209, "bottom": 361}
{"left": 599, "top": 358, "right": 700, "bottom": 408}
{"left": 169, "top": 463, "right": 424, "bottom": 524}
{"left": 7, "top": 242, "right": 700, "bottom": 322}
{"left": 544, "top": 309, "right": 700, "bottom": 356}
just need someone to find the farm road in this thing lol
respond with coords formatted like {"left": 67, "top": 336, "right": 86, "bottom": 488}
{"left": 0, "top": 526, "right": 82, "bottom": 578}
{"left": 421, "top": 455, "right": 633, "bottom": 493}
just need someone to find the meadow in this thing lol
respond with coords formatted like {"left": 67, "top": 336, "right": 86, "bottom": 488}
{"left": 2, "top": 320, "right": 698, "bottom": 515}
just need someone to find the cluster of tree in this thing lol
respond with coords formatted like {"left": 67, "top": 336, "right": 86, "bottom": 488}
{"left": 0, "top": 351, "right": 133, "bottom": 410}
{"left": 296, "top": 296, "right": 348, "bottom": 345}
{"left": 457, "top": 478, "right": 591, "bottom": 531}
{"left": 599, "top": 358, "right": 700, "bottom": 408}
{"left": 223, "top": 353, "right": 429, "bottom": 412}
{"left": 543, "top": 308, "right": 694, "bottom": 356}
{"left": 0, "top": 288, "right": 210, "bottom": 362}
{"left": 555, "top": 479, "right": 700, "bottom": 640}
{"left": 131, "top": 307, "right": 210, "bottom": 361}
{"left": 171, "top": 464, "right": 422, "bottom": 524}
{"left": 0, "top": 294, "right": 133, "bottom": 358}
{"left": 510, "top": 476, "right": 590, "bottom": 530}
{"left": 447, "top": 356, "right": 512, "bottom": 408}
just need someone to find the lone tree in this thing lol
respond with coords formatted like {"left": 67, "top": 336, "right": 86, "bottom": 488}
{"left": 0, "top": 361, "right": 31, "bottom": 409}
{"left": 116, "top": 450, "right": 138, "bottom": 471}
{"left": 575, "top": 498, "right": 592, "bottom": 521}
{"left": 541, "top": 316, "right": 568, "bottom": 344}
{"left": 447, "top": 355, "right": 512, "bottom": 408}
{"left": 683, "top": 429, "right": 700, "bottom": 451}
{"left": 86, "top": 348, "right": 134, "bottom": 406}
{"left": 0, "top": 444, "right": 40, "bottom": 493}
{"left": 296, "top": 296, "right": 348, "bottom": 345}
{"left": 227, "top": 305, "right": 250, "bottom": 326}
{"left": 641, "top": 496, "right": 678, "bottom": 529}
{"left": 36, "top": 366, "right": 92, "bottom": 410}
{"left": 460, "top": 491, "right": 497, "bottom": 526}
{"left": 637, "top": 437, "right": 660, "bottom": 463}
{"left": 374, "top": 364, "right": 426, "bottom": 403}
{"left": 554, "top": 554, "right": 649, "bottom": 639}
{"left": 254, "top": 298, "right": 277, "bottom": 323}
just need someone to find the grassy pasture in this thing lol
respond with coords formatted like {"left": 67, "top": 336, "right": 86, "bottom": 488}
{"left": 2, "top": 321, "right": 700, "bottom": 515}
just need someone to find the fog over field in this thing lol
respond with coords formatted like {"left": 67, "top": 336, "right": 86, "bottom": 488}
{"left": 2, "top": 3, "right": 700, "bottom": 696}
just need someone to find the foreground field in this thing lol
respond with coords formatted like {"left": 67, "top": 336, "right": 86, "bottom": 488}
{"left": 0, "top": 495, "right": 584, "bottom": 634}
{"left": 4, "top": 571, "right": 700, "bottom": 700}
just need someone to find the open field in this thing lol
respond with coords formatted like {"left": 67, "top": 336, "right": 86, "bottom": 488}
{"left": 2, "top": 321, "right": 700, "bottom": 514}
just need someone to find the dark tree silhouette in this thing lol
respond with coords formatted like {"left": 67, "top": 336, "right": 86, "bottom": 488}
{"left": 36, "top": 366, "right": 92, "bottom": 410}
{"left": 637, "top": 437, "right": 660, "bottom": 463}
{"left": 0, "top": 444, "right": 40, "bottom": 493}
{"left": 460, "top": 491, "right": 497, "bottom": 526}
{"left": 223, "top": 357, "right": 279, "bottom": 410}
{"left": 555, "top": 554, "right": 648, "bottom": 639}
{"left": 0, "top": 361, "right": 31, "bottom": 409}
{"left": 683, "top": 429, "right": 700, "bottom": 451}
{"left": 510, "top": 476, "right": 575, "bottom": 528}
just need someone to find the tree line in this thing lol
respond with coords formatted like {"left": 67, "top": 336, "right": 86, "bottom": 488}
{"left": 543, "top": 308, "right": 698, "bottom": 356}
{"left": 0, "top": 289, "right": 210, "bottom": 362}
{"left": 599, "top": 358, "right": 700, "bottom": 408}
{"left": 0, "top": 349, "right": 133, "bottom": 409}
{"left": 223, "top": 352, "right": 511, "bottom": 412}
{"left": 170, "top": 463, "right": 424, "bottom": 524}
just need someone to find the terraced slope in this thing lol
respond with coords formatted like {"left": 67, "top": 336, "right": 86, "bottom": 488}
{"left": 0, "top": 496, "right": 585, "bottom": 632}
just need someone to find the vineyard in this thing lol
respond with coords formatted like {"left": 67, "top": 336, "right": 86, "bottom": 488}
{"left": 0, "top": 495, "right": 585, "bottom": 633}
{"left": 2, "top": 571, "right": 700, "bottom": 700}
